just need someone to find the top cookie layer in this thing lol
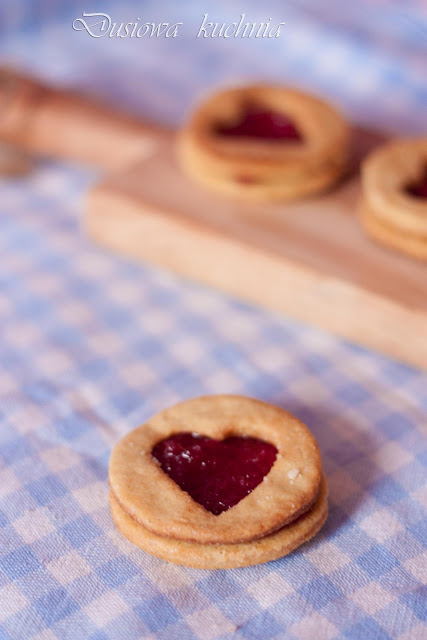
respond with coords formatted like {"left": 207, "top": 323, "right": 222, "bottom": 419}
{"left": 109, "top": 395, "right": 322, "bottom": 545}
{"left": 178, "top": 85, "right": 350, "bottom": 176}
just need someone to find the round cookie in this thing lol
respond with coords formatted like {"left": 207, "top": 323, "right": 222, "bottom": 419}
{"left": 109, "top": 395, "right": 322, "bottom": 545}
{"left": 178, "top": 85, "right": 350, "bottom": 201}
{"left": 109, "top": 476, "right": 328, "bottom": 569}
{"left": 360, "top": 138, "right": 427, "bottom": 260}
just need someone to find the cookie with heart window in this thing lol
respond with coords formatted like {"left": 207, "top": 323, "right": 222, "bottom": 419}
{"left": 109, "top": 395, "right": 327, "bottom": 567}
{"left": 177, "top": 85, "right": 350, "bottom": 201}
{"left": 360, "top": 138, "right": 427, "bottom": 261}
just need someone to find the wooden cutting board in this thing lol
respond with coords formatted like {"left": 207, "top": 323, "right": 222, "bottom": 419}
{"left": 86, "top": 128, "right": 427, "bottom": 371}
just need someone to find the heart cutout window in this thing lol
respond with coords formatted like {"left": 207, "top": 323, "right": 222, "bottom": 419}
{"left": 152, "top": 433, "right": 277, "bottom": 515}
{"left": 405, "top": 166, "right": 427, "bottom": 199}
{"left": 215, "top": 103, "right": 302, "bottom": 142}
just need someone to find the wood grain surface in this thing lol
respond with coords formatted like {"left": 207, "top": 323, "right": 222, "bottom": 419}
{"left": 86, "top": 129, "right": 427, "bottom": 371}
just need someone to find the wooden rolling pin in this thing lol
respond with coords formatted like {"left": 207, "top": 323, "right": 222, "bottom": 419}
{"left": 0, "top": 68, "right": 169, "bottom": 169}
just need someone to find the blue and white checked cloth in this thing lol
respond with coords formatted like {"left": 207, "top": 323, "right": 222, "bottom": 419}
{"left": 0, "top": 1, "right": 426, "bottom": 638}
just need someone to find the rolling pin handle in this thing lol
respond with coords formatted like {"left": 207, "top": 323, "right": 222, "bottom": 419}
{"left": 0, "top": 68, "right": 168, "bottom": 169}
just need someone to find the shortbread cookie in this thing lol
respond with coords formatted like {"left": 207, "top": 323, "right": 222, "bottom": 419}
{"left": 360, "top": 138, "right": 427, "bottom": 260}
{"left": 178, "top": 85, "right": 350, "bottom": 201}
{"left": 110, "top": 476, "right": 328, "bottom": 569}
{"left": 109, "top": 395, "right": 322, "bottom": 545}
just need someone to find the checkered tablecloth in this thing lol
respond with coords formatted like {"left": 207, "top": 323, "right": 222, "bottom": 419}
{"left": 0, "top": 1, "right": 426, "bottom": 639}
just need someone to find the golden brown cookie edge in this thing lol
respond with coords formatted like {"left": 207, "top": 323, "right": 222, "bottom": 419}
{"left": 109, "top": 476, "right": 328, "bottom": 569}
{"left": 359, "top": 200, "right": 427, "bottom": 261}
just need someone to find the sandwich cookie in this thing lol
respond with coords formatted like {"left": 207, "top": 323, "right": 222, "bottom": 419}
{"left": 360, "top": 138, "right": 427, "bottom": 261}
{"left": 109, "top": 396, "right": 327, "bottom": 568}
{"left": 178, "top": 85, "right": 350, "bottom": 201}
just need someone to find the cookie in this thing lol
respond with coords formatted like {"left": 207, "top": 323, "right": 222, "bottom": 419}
{"left": 177, "top": 85, "right": 350, "bottom": 201}
{"left": 109, "top": 395, "right": 322, "bottom": 545}
{"left": 360, "top": 138, "right": 427, "bottom": 261}
{"left": 109, "top": 475, "right": 328, "bottom": 569}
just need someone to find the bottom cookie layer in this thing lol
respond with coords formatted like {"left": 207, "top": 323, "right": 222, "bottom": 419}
{"left": 360, "top": 201, "right": 427, "bottom": 261}
{"left": 181, "top": 153, "right": 346, "bottom": 202}
{"left": 109, "top": 476, "right": 328, "bottom": 569}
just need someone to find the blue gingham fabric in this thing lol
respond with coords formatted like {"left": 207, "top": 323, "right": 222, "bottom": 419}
{"left": 0, "top": 2, "right": 426, "bottom": 639}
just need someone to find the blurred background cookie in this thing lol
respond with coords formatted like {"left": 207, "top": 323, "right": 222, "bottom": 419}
{"left": 360, "top": 138, "right": 427, "bottom": 261}
{"left": 178, "top": 85, "right": 350, "bottom": 201}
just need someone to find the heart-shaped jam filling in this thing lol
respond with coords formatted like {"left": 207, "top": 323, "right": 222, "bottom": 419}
{"left": 406, "top": 168, "right": 427, "bottom": 199}
{"left": 215, "top": 103, "right": 302, "bottom": 141}
{"left": 152, "top": 433, "right": 277, "bottom": 515}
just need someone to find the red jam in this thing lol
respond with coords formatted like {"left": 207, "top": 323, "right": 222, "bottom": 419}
{"left": 215, "top": 104, "right": 302, "bottom": 141}
{"left": 236, "top": 174, "right": 258, "bottom": 185}
{"left": 406, "top": 169, "right": 427, "bottom": 199}
{"left": 152, "top": 432, "right": 277, "bottom": 515}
